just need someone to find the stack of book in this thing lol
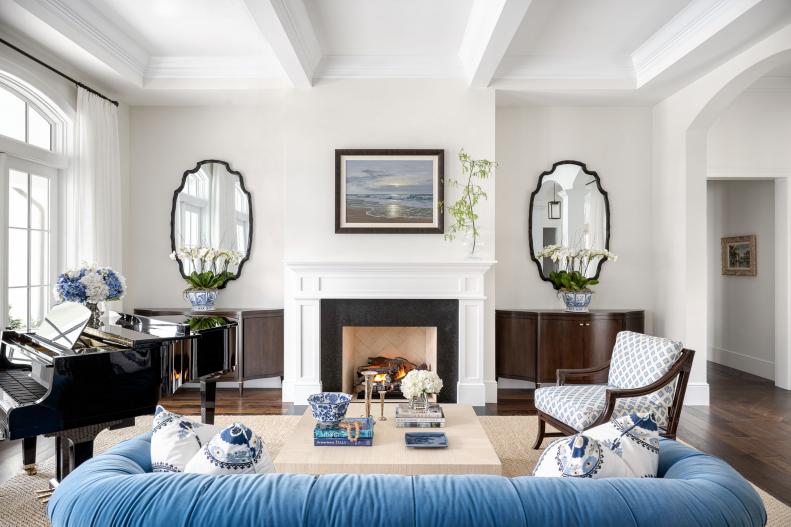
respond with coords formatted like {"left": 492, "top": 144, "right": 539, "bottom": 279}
{"left": 395, "top": 403, "right": 445, "bottom": 428}
{"left": 313, "top": 417, "right": 375, "bottom": 446}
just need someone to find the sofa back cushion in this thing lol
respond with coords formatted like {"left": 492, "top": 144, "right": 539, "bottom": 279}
{"left": 608, "top": 331, "right": 683, "bottom": 389}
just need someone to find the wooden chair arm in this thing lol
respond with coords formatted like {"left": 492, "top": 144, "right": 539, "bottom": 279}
{"left": 557, "top": 361, "right": 610, "bottom": 386}
{"left": 590, "top": 349, "right": 695, "bottom": 428}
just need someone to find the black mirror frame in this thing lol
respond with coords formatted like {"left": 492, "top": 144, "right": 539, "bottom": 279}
{"left": 170, "top": 159, "right": 253, "bottom": 289}
{"left": 527, "top": 160, "right": 610, "bottom": 288}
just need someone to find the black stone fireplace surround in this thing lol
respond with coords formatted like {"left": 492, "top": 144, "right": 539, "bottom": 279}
{"left": 320, "top": 299, "right": 459, "bottom": 403}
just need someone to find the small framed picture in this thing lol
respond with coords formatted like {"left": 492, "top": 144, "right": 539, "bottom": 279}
{"left": 335, "top": 149, "right": 444, "bottom": 234}
{"left": 721, "top": 235, "right": 757, "bottom": 276}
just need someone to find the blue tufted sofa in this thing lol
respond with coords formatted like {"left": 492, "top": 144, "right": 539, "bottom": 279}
{"left": 48, "top": 433, "right": 766, "bottom": 527}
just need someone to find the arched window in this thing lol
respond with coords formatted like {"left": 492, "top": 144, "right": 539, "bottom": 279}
{"left": 1, "top": 70, "right": 68, "bottom": 332}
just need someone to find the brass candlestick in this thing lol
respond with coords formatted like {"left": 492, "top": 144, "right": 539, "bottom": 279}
{"left": 378, "top": 388, "right": 387, "bottom": 421}
{"left": 362, "top": 371, "right": 376, "bottom": 419}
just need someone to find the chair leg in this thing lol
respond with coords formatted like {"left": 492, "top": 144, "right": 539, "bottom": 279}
{"left": 532, "top": 416, "right": 546, "bottom": 449}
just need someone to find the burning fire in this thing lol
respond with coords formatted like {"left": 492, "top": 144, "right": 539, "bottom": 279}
{"left": 373, "top": 363, "right": 408, "bottom": 384}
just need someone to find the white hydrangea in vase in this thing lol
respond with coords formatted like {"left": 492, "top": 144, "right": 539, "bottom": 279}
{"left": 400, "top": 370, "right": 443, "bottom": 411}
{"left": 54, "top": 264, "right": 126, "bottom": 328}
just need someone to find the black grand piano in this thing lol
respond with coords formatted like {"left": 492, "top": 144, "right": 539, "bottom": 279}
{"left": 0, "top": 302, "right": 234, "bottom": 483}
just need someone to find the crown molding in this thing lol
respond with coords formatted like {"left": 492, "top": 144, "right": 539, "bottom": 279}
{"left": 145, "top": 56, "right": 283, "bottom": 80}
{"left": 495, "top": 54, "right": 634, "bottom": 82}
{"left": 315, "top": 55, "right": 465, "bottom": 79}
{"left": 631, "top": 0, "right": 761, "bottom": 87}
{"left": 14, "top": 0, "right": 148, "bottom": 85}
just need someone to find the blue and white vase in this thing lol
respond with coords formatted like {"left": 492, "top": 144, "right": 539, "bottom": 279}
{"left": 560, "top": 290, "right": 593, "bottom": 312}
{"left": 185, "top": 289, "right": 218, "bottom": 311}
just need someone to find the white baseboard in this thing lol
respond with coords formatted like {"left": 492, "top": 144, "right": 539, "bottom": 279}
{"left": 710, "top": 346, "right": 774, "bottom": 380}
{"left": 484, "top": 380, "right": 498, "bottom": 403}
{"left": 684, "top": 382, "right": 710, "bottom": 406}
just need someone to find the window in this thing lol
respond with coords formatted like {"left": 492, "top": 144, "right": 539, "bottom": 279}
{"left": 0, "top": 85, "right": 53, "bottom": 150}
{"left": 6, "top": 162, "right": 57, "bottom": 331}
{"left": 0, "top": 71, "right": 67, "bottom": 331}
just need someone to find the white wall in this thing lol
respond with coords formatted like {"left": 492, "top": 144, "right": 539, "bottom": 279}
{"left": 707, "top": 180, "right": 775, "bottom": 379}
{"left": 495, "top": 106, "right": 655, "bottom": 330}
{"left": 128, "top": 102, "right": 287, "bottom": 310}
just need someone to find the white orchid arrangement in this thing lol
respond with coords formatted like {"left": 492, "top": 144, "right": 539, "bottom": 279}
{"left": 400, "top": 370, "right": 443, "bottom": 400}
{"left": 535, "top": 245, "right": 617, "bottom": 291}
{"left": 170, "top": 246, "right": 243, "bottom": 291}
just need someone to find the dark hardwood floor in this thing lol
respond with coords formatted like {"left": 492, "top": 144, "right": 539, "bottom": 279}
{"left": 2, "top": 362, "right": 789, "bottom": 507}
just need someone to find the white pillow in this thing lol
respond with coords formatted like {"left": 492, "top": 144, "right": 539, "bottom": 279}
{"left": 184, "top": 422, "right": 275, "bottom": 475}
{"left": 150, "top": 406, "right": 220, "bottom": 473}
{"left": 533, "top": 412, "right": 659, "bottom": 479}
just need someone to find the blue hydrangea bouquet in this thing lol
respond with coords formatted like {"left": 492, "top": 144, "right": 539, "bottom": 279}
{"left": 54, "top": 264, "right": 126, "bottom": 326}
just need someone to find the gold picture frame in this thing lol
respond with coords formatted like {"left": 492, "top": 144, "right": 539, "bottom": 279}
{"left": 721, "top": 235, "right": 756, "bottom": 276}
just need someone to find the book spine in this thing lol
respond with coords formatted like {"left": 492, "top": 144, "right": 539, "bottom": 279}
{"left": 313, "top": 438, "right": 374, "bottom": 446}
{"left": 395, "top": 418, "right": 446, "bottom": 424}
{"left": 314, "top": 431, "right": 374, "bottom": 439}
{"left": 395, "top": 422, "right": 445, "bottom": 428}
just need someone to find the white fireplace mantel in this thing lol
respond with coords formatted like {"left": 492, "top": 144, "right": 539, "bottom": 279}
{"left": 282, "top": 260, "right": 496, "bottom": 405}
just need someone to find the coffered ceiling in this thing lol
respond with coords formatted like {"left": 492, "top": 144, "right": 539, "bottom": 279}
{"left": 1, "top": 0, "right": 790, "bottom": 105}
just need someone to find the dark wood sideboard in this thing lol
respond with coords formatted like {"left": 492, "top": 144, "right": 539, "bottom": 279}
{"left": 134, "top": 308, "right": 284, "bottom": 393}
{"left": 496, "top": 309, "right": 644, "bottom": 385}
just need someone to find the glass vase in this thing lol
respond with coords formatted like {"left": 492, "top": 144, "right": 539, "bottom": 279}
{"left": 86, "top": 302, "right": 104, "bottom": 328}
{"left": 409, "top": 392, "right": 429, "bottom": 411}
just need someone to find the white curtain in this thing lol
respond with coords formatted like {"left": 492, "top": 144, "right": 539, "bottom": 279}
{"left": 65, "top": 88, "right": 121, "bottom": 272}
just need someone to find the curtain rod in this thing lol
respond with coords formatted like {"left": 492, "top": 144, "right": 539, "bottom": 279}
{"left": 0, "top": 37, "right": 119, "bottom": 107}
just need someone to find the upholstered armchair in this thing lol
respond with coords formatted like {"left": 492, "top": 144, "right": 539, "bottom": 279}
{"left": 532, "top": 331, "right": 695, "bottom": 449}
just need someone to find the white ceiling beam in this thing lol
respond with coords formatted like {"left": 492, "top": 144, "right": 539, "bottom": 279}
{"left": 13, "top": 0, "right": 147, "bottom": 86}
{"left": 631, "top": 0, "right": 763, "bottom": 88}
{"left": 458, "top": 0, "right": 532, "bottom": 88}
{"left": 242, "top": 0, "right": 321, "bottom": 88}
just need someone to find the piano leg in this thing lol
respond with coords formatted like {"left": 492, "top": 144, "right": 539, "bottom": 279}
{"left": 200, "top": 380, "right": 217, "bottom": 425}
{"left": 22, "top": 436, "right": 37, "bottom": 475}
{"left": 55, "top": 437, "right": 71, "bottom": 482}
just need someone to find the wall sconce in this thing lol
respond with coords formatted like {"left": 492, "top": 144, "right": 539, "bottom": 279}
{"left": 547, "top": 182, "right": 562, "bottom": 220}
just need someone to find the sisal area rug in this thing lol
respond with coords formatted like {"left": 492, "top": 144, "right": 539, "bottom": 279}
{"left": 1, "top": 415, "right": 788, "bottom": 526}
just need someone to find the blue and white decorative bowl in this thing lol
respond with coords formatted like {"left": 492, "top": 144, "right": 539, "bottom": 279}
{"left": 560, "top": 290, "right": 593, "bottom": 312}
{"left": 307, "top": 392, "right": 352, "bottom": 426}
{"left": 185, "top": 289, "right": 218, "bottom": 311}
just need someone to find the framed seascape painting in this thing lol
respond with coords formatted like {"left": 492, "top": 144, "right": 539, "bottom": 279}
{"left": 335, "top": 149, "right": 444, "bottom": 234}
{"left": 721, "top": 235, "right": 757, "bottom": 276}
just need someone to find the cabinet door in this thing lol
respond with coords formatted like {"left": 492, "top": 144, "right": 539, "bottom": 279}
{"left": 538, "top": 317, "right": 587, "bottom": 383}
{"left": 241, "top": 312, "right": 284, "bottom": 380}
{"left": 495, "top": 313, "right": 537, "bottom": 381}
{"left": 586, "top": 317, "right": 625, "bottom": 369}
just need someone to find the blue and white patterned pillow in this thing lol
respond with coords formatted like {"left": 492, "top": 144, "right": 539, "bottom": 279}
{"left": 150, "top": 406, "right": 220, "bottom": 473}
{"left": 184, "top": 422, "right": 275, "bottom": 474}
{"left": 533, "top": 412, "right": 659, "bottom": 479}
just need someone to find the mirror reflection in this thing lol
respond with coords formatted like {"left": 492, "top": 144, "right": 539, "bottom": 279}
{"left": 171, "top": 160, "right": 252, "bottom": 281}
{"left": 530, "top": 162, "right": 609, "bottom": 279}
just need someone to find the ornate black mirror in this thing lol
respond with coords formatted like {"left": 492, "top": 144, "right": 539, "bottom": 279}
{"left": 170, "top": 160, "right": 252, "bottom": 287}
{"left": 528, "top": 160, "right": 610, "bottom": 283}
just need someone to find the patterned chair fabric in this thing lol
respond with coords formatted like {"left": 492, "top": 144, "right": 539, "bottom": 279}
{"left": 535, "top": 331, "right": 684, "bottom": 431}
{"left": 534, "top": 384, "right": 668, "bottom": 430}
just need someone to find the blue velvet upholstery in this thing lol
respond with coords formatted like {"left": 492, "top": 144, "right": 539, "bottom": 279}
{"left": 48, "top": 434, "right": 767, "bottom": 527}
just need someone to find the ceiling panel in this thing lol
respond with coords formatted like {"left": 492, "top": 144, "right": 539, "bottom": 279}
{"left": 506, "top": 0, "right": 691, "bottom": 57}
{"left": 90, "top": 0, "right": 277, "bottom": 57}
{"left": 305, "top": 0, "right": 473, "bottom": 55}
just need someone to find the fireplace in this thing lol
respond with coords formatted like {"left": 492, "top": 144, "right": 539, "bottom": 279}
{"left": 343, "top": 326, "right": 437, "bottom": 398}
{"left": 283, "top": 260, "right": 494, "bottom": 405}
{"left": 321, "top": 299, "right": 458, "bottom": 403}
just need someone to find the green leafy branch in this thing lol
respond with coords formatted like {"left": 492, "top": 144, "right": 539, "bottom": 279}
{"left": 441, "top": 150, "right": 496, "bottom": 253}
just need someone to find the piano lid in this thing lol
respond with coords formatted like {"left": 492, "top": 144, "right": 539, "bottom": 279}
{"left": 81, "top": 312, "right": 196, "bottom": 346}
{"left": 34, "top": 302, "right": 90, "bottom": 350}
